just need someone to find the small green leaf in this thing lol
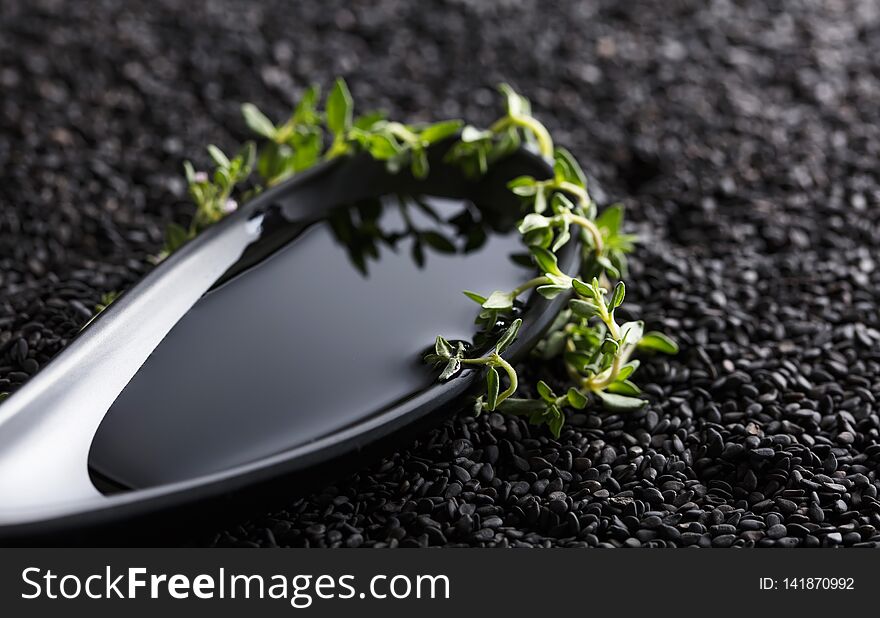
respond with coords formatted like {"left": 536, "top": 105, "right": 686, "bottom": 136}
{"left": 499, "top": 83, "right": 523, "bottom": 117}
{"left": 551, "top": 226, "right": 571, "bottom": 252}
{"left": 571, "top": 278, "right": 594, "bottom": 298}
{"left": 550, "top": 192, "right": 576, "bottom": 214}
{"left": 547, "top": 406, "right": 564, "bottom": 438}
{"left": 292, "top": 85, "right": 320, "bottom": 121}
{"left": 638, "top": 331, "right": 680, "bottom": 354}
{"left": 536, "top": 285, "right": 568, "bottom": 299}
{"left": 419, "top": 119, "right": 463, "bottom": 143}
{"left": 241, "top": 103, "right": 277, "bottom": 139}
{"left": 606, "top": 379, "right": 641, "bottom": 396}
{"left": 363, "top": 132, "right": 400, "bottom": 160}
{"left": 482, "top": 290, "right": 514, "bottom": 311}
{"left": 595, "top": 203, "right": 624, "bottom": 236}
{"left": 508, "top": 176, "right": 538, "bottom": 196}
{"left": 620, "top": 320, "right": 645, "bottom": 346}
{"left": 597, "top": 255, "right": 621, "bottom": 279}
{"left": 435, "top": 336, "right": 454, "bottom": 359}
{"left": 570, "top": 299, "right": 600, "bottom": 318}
{"left": 530, "top": 246, "right": 562, "bottom": 276}
{"left": 439, "top": 358, "right": 461, "bottom": 380}
{"left": 536, "top": 380, "right": 555, "bottom": 402}
{"left": 610, "top": 281, "right": 625, "bottom": 310}
{"left": 463, "top": 290, "right": 487, "bottom": 305}
{"left": 567, "top": 388, "right": 588, "bottom": 409}
{"left": 534, "top": 187, "right": 548, "bottom": 213}
{"left": 616, "top": 359, "right": 640, "bottom": 382}
{"left": 600, "top": 337, "right": 620, "bottom": 355}
{"left": 596, "top": 391, "right": 647, "bottom": 411}
{"left": 524, "top": 227, "right": 553, "bottom": 248}
{"left": 564, "top": 351, "right": 593, "bottom": 372}
{"left": 553, "top": 147, "right": 586, "bottom": 187}
{"left": 206, "top": 144, "right": 230, "bottom": 169}
{"left": 183, "top": 161, "right": 197, "bottom": 184}
{"left": 495, "top": 318, "right": 522, "bottom": 354}
{"left": 518, "top": 213, "right": 551, "bottom": 234}
{"left": 326, "top": 78, "right": 353, "bottom": 135}
{"left": 486, "top": 366, "right": 500, "bottom": 410}
{"left": 460, "top": 125, "right": 492, "bottom": 142}
{"left": 239, "top": 141, "right": 257, "bottom": 174}
{"left": 353, "top": 109, "right": 386, "bottom": 130}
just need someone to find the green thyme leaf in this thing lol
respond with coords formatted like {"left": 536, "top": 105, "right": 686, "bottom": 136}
{"left": 207, "top": 144, "right": 231, "bottom": 168}
{"left": 620, "top": 320, "right": 645, "bottom": 346}
{"left": 460, "top": 125, "right": 492, "bottom": 142}
{"left": 518, "top": 213, "right": 551, "bottom": 234}
{"left": 241, "top": 103, "right": 277, "bottom": 140}
{"left": 435, "top": 336, "right": 455, "bottom": 359}
{"left": 600, "top": 337, "right": 620, "bottom": 355}
{"left": 610, "top": 281, "right": 626, "bottom": 310}
{"left": 606, "top": 379, "right": 642, "bottom": 396}
{"left": 498, "top": 83, "right": 523, "bottom": 117}
{"left": 534, "top": 186, "right": 548, "bottom": 213}
{"left": 551, "top": 225, "right": 571, "bottom": 252}
{"left": 530, "top": 246, "right": 562, "bottom": 276}
{"left": 616, "top": 359, "right": 640, "bottom": 382}
{"left": 326, "top": 78, "right": 353, "bottom": 136}
{"left": 571, "top": 278, "right": 594, "bottom": 298}
{"left": 482, "top": 290, "right": 515, "bottom": 311}
{"left": 536, "top": 380, "right": 555, "bottom": 402}
{"left": 536, "top": 285, "right": 568, "bottom": 299}
{"left": 595, "top": 203, "right": 624, "bottom": 236}
{"left": 353, "top": 109, "right": 386, "bottom": 130}
{"left": 564, "top": 350, "right": 593, "bottom": 372}
{"left": 596, "top": 391, "right": 647, "bottom": 411}
{"left": 508, "top": 175, "right": 538, "bottom": 196}
{"left": 420, "top": 119, "right": 463, "bottom": 143}
{"left": 439, "top": 358, "right": 461, "bottom": 380}
{"left": 570, "top": 299, "right": 600, "bottom": 318}
{"left": 486, "top": 366, "right": 500, "bottom": 410}
{"left": 495, "top": 318, "right": 522, "bottom": 354}
{"left": 638, "top": 331, "right": 680, "bottom": 354}
{"left": 553, "top": 147, "right": 586, "bottom": 187}
{"left": 463, "top": 290, "right": 488, "bottom": 304}
{"left": 547, "top": 406, "right": 564, "bottom": 438}
{"left": 567, "top": 388, "right": 588, "bottom": 409}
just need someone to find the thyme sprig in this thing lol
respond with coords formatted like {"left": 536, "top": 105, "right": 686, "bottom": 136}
{"left": 162, "top": 142, "right": 256, "bottom": 256}
{"left": 431, "top": 86, "right": 677, "bottom": 436}
{"left": 241, "top": 78, "right": 463, "bottom": 184}
{"left": 150, "top": 78, "right": 677, "bottom": 439}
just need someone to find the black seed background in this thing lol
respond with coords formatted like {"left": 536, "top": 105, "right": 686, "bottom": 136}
{"left": 2, "top": 0, "right": 879, "bottom": 547}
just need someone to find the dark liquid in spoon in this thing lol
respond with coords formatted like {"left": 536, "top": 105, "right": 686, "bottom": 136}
{"left": 88, "top": 187, "right": 531, "bottom": 491}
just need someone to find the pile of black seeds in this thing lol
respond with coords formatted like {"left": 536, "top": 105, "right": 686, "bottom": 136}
{"left": 2, "top": 0, "right": 879, "bottom": 548}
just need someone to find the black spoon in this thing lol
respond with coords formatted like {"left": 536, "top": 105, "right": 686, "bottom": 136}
{"left": 0, "top": 143, "right": 578, "bottom": 544}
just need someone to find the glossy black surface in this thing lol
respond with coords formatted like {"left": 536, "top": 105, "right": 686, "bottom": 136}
{"left": 88, "top": 162, "right": 536, "bottom": 490}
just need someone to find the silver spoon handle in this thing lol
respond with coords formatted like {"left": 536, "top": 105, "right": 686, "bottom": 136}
{"left": 0, "top": 216, "right": 262, "bottom": 525}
